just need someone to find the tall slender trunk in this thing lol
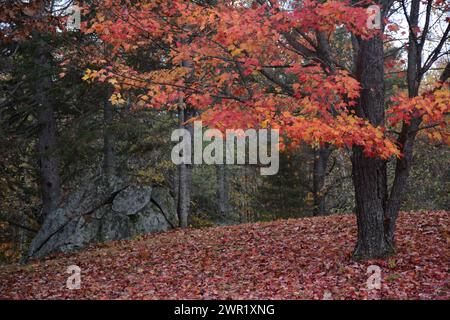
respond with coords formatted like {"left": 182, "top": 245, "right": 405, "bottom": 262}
{"left": 103, "top": 88, "right": 116, "bottom": 179}
{"left": 177, "top": 108, "right": 193, "bottom": 228}
{"left": 384, "top": 0, "right": 422, "bottom": 246}
{"left": 35, "top": 36, "right": 61, "bottom": 221}
{"left": 352, "top": 17, "right": 393, "bottom": 259}
{"left": 312, "top": 147, "right": 331, "bottom": 216}
{"left": 216, "top": 164, "right": 230, "bottom": 217}
{"left": 385, "top": 118, "right": 420, "bottom": 244}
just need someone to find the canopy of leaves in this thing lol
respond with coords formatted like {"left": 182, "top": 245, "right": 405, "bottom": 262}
{"left": 81, "top": 0, "right": 436, "bottom": 159}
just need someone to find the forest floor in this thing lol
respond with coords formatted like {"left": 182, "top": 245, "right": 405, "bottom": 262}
{"left": 0, "top": 211, "right": 448, "bottom": 299}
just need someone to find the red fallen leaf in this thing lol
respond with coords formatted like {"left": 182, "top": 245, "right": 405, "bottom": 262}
{"left": 0, "top": 211, "right": 448, "bottom": 300}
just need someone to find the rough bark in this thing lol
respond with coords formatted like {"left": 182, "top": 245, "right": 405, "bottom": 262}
{"left": 385, "top": 118, "right": 420, "bottom": 245}
{"left": 352, "top": 148, "right": 392, "bottom": 259}
{"left": 177, "top": 108, "right": 193, "bottom": 228}
{"left": 312, "top": 147, "right": 331, "bottom": 216}
{"left": 351, "top": 6, "right": 393, "bottom": 259}
{"left": 35, "top": 35, "right": 61, "bottom": 222}
{"left": 353, "top": 0, "right": 448, "bottom": 258}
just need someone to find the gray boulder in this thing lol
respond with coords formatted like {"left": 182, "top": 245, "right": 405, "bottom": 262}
{"left": 112, "top": 185, "right": 152, "bottom": 215}
{"left": 29, "top": 176, "right": 178, "bottom": 258}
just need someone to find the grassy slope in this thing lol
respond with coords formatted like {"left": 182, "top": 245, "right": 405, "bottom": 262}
{"left": 0, "top": 211, "right": 448, "bottom": 299}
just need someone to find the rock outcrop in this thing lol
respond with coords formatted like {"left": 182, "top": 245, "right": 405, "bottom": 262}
{"left": 29, "top": 175, "right": 178, "bottom": 258}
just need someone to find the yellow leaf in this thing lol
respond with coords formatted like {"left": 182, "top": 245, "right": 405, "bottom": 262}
{"left": 231, "top": 48, "right": 243, "bottom": 56}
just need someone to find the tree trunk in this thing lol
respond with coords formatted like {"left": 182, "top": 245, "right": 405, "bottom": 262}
{"left": 177, "top": 108, "right": 193, "bottom": 228}
{"left": 312, "top": 147, "right": 331, "bottom": 216}
{"left": 352, "top": 17, "right": 393, "bottom": 259}
{"left": 35, "top": 36, "right": 61, "bottom": 222}
{"left": 384, "top": 17, "right": 421, "bottom": 243}
{"left": 103, "top": 88, "right": 116, "bottom": 180}
{"left": 385, "top": 118, "right": 420, "bottom": 245}
{"left": 384, "top": 0, "right": 422, "bottom": 246}
{"left": 351, "top": 148, "right": 392, "bottom": 259}
{"left": 216, "top": 163, "right": 230, "bottom": 217}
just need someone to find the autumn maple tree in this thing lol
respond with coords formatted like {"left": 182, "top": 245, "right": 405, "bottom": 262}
{"left": 73, "top": 0, "right": 450, "bottom": 259}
